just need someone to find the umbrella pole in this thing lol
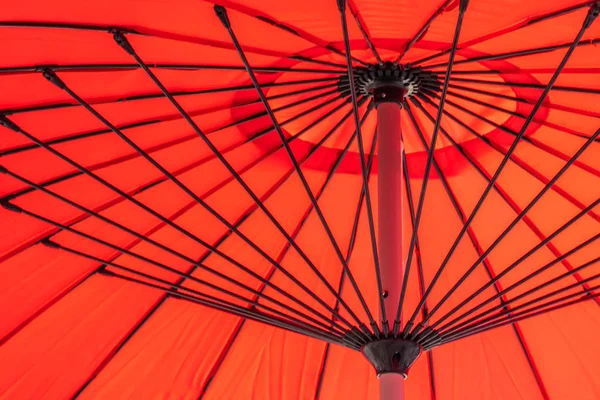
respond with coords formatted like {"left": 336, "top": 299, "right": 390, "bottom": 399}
{"left": 376, "top": 99, "right": 405, "bottom": 400}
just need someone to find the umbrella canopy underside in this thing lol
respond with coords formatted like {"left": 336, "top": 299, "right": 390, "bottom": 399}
{"left": 2, "top": 0, "right": 600, "bottom": 398}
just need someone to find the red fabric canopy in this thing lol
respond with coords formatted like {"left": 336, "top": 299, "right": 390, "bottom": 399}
{"left": 2, "top": 0, "right": 600, "bottom": 398}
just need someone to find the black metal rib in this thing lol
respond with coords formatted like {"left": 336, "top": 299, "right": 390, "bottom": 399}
{"left": 436, "top": 67, "right": 600, "bottom": 75}
{"left": 42, "top": 67, "right": 353, "bottom": 322}
{"left": 430, "top": 214, "right": 600, "bottom": 334}
{"left": 461, "top": 66, "right": 584, "bottom": 76}
{"left": 415, "top": 91, "right": 600, "bottom": 268}
{"left": 75, "top": 231, "right": 251, "bottom": 399}
{"left": 436, "top": 66, "right": 600, "bottom": 76}
{"left": 109, "top": 30, "right": 370, "bottom": 330}
{"left": 1, "top": 161, "right": 244, "bottom": 342}
{"left": 313, "top": 344, "right": 332, "bottom": 399}
{"left": 1, "top": 163, "right": 357, "bottom": 336}
{"left": 1, "top": 118, "right": 182, "bottom": 159}
{"left": 446, "top": 82, "right": 600, "bottom": 122}
{"left": 2, "top": 93, "right": 345, "bottom": 204}
{"left": 0, "top": 115, "right": 360, "bottom": 332}
{"left": 0, "top": 183, "right": 208, "bottom": 346}
{"left": 419, "top": 91, "right": 600, "bottom": 239}
{"left": 426, "top": 38, "right": 600, "bottom": 69}
{"left": 395, "top": 0, "right": 469, "bottom": 337}
{"left": 52, "top": 241, "right": 348, "bottom": 336}
{"left": 1, "top": 85, "right": 339, "bottom": 195}
{"left": 2, "top": 198, "right": 354, "bottom": 337}
{"left": 438, "top": 294, "right": 600, "bottom": 347}
{"left": 255, "top": 106, "right": 375, "bottom": 300}
{"left": 436, "top": 251, "right": 600, "bottom": 342}
{"left": 405, "top": 103, "right": 548, "bottom": 395}
{"left": 406, "top": 101, "right": 519, "bottom": 336}
{"left": 258, "top": 9, "right": 370, "bottom": 68}
{"left": 0, "top": 21, "right": 349, "bottom": 70}
{"left": 215, "top": 5, "right": 376, "bottom": 335}
{"left": 410, "top": 0, "right": 597, "bottom": 66}
{"left": 421, "top": 90, "right": 600, "bottom": 218}
{"left": 424, "top": 192, "right": 600, "bottom": 340}
{"left": 243, "top": 95, "right": 347, "bottom": 144}
{"left": 440, "top": 91, "right": 600, "bottom": 170}
{"left": 395, "top": 0, "right": 453, "bottom": 64}
{"left": 431, "top": 91, "right": 600, "bottom": 203}
{"left": 331, "top": 121, "right": 378, "bottom": 323}
{"left": 250, "top": 107, "right": 377, "bottom": 387}
{"left": 414, "top": 94, "right": 600, "bottom": 339}
{"left": 0, "top": 63, "right": 343, "bottom": 75}
{"left": 346, "top": 0, "right": 383, "bottom": 64}
{"left": 43, "top": 60, "right": 367, "bottom": 331}
{"left": 1, "top": 76, "right": 341, "bottom": 117}
{"left": 241, "top": 9, "right": 367, "bottom": 69}
{"left": 401, "top": 152, "right": 428, "bottom": 319}
{"left": 106, "top": 268, "right": 353, "bottom": 347}
{"left": 288, "top": 55, "right": 348, "bottom": 70}
{"left": 417, "top": 94, "right": 600, "bottom": 304}
{"left": 337, "top": 0, "right": 384, "bottom": 335}
{"left": 447, "top": 82, "right": 528, "bottom": 103}
{"left": 0, "top": 93, "right": 344, "bottom": 268}
{"left": 249, "top": 103, "right": 376, "bottom": 343}
{"left": 77, "top": 108, "right": 370, "bottom": 397}
{"left": 405, "top": 103, "right": 514, "bottom": 320}
{"left": 450, "top": 76, "right": 600, "bottom": 95}
{"left": 442, "top": 89, "right": 600, "bottom": 148}
{"left": 13, "top": 76, "right": 340, "bottom": 115}
{"left": 467, "top": 257, "right": 600, "bottom": 331}
{"left": 199, "top": 109, "right": 376, "bottom": 398}
{"left": 402, "top": 148, "right": 438, "bottom": 400}
{"left": 412, "top": 110, "right": 600, "bottom": 341}
{"left": 318, "top": 43, "right": 370, "bottom": 67}
{"left": 405, "top": 5, "right": 600, "bottom": 339}
{"left": 313, "top": 124, "right": 378, "bottom": 399}
{"left": 438, "top": 280, "right": 600, "bottom": 346}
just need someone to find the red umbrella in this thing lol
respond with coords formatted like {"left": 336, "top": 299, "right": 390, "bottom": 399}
{"left": 2, "top": 0, "right": 600, "bottom": 398}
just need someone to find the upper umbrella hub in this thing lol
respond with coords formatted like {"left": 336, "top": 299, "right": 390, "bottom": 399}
{"left": 337, "top": 61, "right": 441, "bottom": 106}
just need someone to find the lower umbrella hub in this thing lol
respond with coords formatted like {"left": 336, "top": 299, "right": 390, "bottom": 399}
{"left": 360, "top": 338, "right": 422, "bottom": 378}
{"left": 337, "top": 61, "right": 441, "bottom": 106}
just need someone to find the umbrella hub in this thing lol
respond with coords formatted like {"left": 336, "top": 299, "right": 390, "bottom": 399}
{"left": 337, "top": 61, "right": 441, "bottom": 106}
{"left": 360, "top": 338, "right": 422, "bottom": 378}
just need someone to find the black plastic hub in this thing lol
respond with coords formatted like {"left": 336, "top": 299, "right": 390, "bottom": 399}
{"left": 361, "top": 338, "right": 422, "bottom": 378}
{"left": 337, "top": 61, "right": 441, "bottom": 105}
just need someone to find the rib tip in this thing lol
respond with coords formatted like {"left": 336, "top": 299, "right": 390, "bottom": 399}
{"left": 41, "top": 239, "right": 60, "bottom": 249}
{"left": 0, "top": 200, "right": 22, "bottom": 213}
{"left": 214, "top": 5, "right": 231, "bottom": 28}
{"left": 0, "top": 115, "right": 21, "bottom": 132}
{"left": 112, "top": 30, "right": 136, "bottom": 56}
{"left": 42, "top": 68, "right": 67, "bottom": 90}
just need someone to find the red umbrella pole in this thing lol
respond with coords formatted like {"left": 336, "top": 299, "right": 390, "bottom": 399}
{"left": 376, "top": 98, "right": 405, "bottom": 400}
